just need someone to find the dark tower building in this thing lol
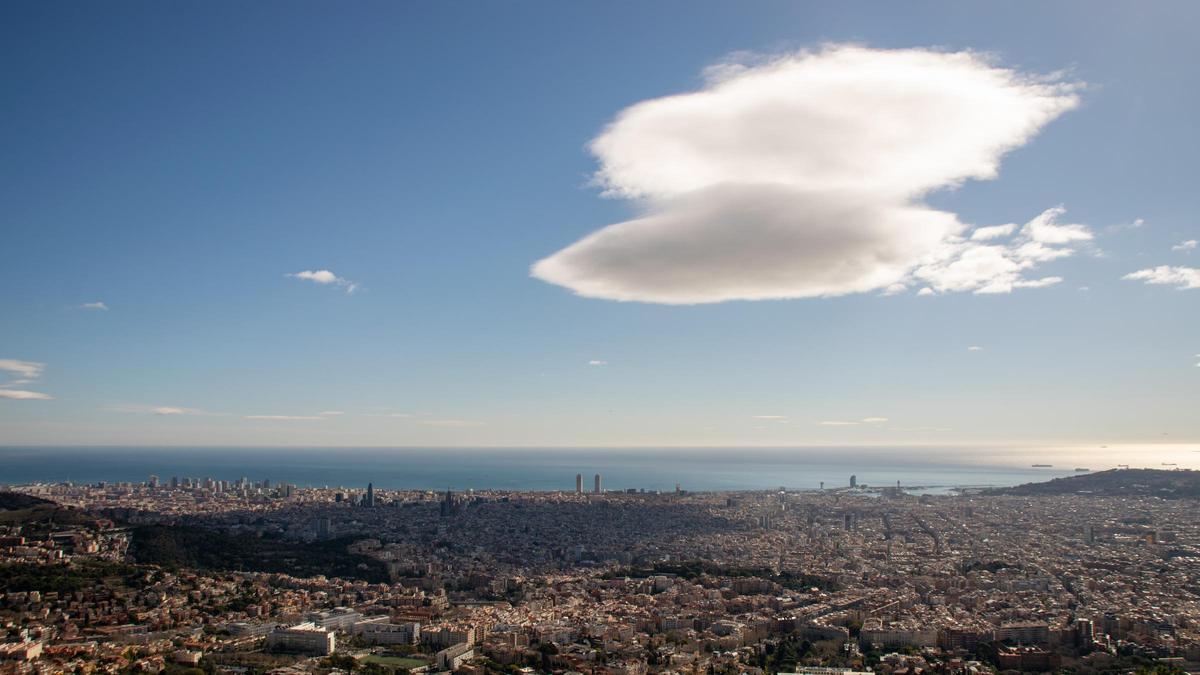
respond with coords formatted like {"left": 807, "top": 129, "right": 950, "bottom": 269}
{"left": 593, "top": 473, "right": 602, "bottom": 494}
{"left": 575, "top": 473, "right": 583, "bottom": 494}
{"left": 366, "top": 482, "right": 375, "bottom": 507}
{"left": 850, "top": 474, "right": 857, "bottom": 488}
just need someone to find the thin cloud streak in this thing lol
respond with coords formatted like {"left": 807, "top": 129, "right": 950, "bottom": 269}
{"left": 0, "top": 389, "right": 53, "bottom": 400}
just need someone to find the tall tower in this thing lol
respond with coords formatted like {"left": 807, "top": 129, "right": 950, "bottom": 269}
{"left": 575, "top": 473, "right": 583, "bottom": 494}
{"left": 366, "top": 482, "right": 375, "bottom": 507}
{"left": 593, "top": 473, "right": 602, "bottom": 494}
{"left": 850, "top": 474, "right": 857, "bottom": 488}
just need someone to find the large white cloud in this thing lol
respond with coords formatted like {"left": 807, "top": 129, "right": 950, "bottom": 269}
{"left": 532, "top": 45, "right": 1086, "bottom": 304}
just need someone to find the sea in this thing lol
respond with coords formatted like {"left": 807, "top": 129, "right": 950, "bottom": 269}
{"left": 2, "top": 445, "right": 1192, "bottom": 493}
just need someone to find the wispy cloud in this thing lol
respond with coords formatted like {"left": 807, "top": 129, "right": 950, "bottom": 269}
{"left": 0, "top": 359, "right": 45, "bottom": 379}
{"left": 421, "top": 419, "right": 484, "bottom": 428}
{"left": 967, "top": 345, "right": 984, "bottom": 352}
{"left": 752, "top": 415, "right": 787, "bottom": 420}
{"left": 913, "top": 207, "right": 1084, "bottom": 295}
{"left": 318, "top": 411, "right": 344, "bottom": 416}
{"left": 245, "top": 414, "right": 325, "bottom": 421}
{"left": 532, "top": 45, "right": 1083, "bottom": 303}
{"left": 970, "top": 224, "right": 1016, "bottom": 241}
{"left": 0, "top": 389, "right": 53, "bottom": 400}
{"left": 107, "top": 404, "right": 213, "bottom": 416}
{"left": 153, "top": 406, "right": 200, "bottom": 416}
{"left": 1172, "top": 239, "right": 1197, "bottom": 253}
{"left": 77, "top": 301, "right": 109, "bottom": 311}
{"left": 820, "top": 416, "right": 890, "bottom": 426}
{"left": 1123, "top": 266, "right": 1200, "bottom": 290}
{"left": 1105, "top": 217, "right": 1146, "bottom": 234}
{"left": 288, "top": 269, "right": 358, "bottom": 293}
{"left": 0, "top": 359, "right": 51, "bottom": 400}
{"left": 588, "top": 360, "right": 608, "bottom": 366}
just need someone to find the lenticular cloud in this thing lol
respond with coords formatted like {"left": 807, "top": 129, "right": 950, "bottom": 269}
{"left": 532, "top": 45, "right": 1086, "bottom": 304}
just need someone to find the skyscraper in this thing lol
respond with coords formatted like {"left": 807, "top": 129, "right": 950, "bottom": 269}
{"left": 366, "top": 482, "right": 375, "bottom": 507}
{"left": 575, "top": 473, "right": 583, "bottom": 494}
{"left": 850, "top": 474, "right": 857, "bottom": 488}
{"left": 593, "top": 473, "right": 602, "bottom": 494}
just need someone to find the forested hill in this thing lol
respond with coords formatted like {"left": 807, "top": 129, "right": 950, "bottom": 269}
{"left": 128, "top": 525, "right": 391, "bottom": 583}
{"left": 0, "top": 492, "right": 54, "bottom": 510}
{"left": 0, "top": 492, "right": 103, "bottom": 532}
{"left": 984, "top": 469, "right": 1200, "bottom": 498}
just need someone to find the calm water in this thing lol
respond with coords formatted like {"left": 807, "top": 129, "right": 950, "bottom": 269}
{"left": 0, "top": 446, "right": 1100, "bottom": 492}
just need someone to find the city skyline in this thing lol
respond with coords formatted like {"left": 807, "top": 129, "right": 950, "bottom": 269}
{"left": 2, "top": 2, "right": 1198, "bottom": 451}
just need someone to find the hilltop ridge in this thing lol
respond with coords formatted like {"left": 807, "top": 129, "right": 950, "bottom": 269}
{"left": 983, "top": 468, "right": 1200, "bottom": 498}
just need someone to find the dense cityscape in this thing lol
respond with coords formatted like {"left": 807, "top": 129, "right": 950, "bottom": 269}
{"left": 2, "top": 469, "right": 1198, "bottom": 674}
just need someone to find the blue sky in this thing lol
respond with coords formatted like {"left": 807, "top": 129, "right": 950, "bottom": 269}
{"left": 1, "top": 1, "right": 1197, "bottom": 450}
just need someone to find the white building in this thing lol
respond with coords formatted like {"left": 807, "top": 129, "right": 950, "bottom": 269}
{"left": 227, "top": 621, "right": 277, "bottom": 637}
{"left": 308, "top": 607, "right": 363, "bottom": 632}
{"left": 266, "top": 623, "right": 336, "bottom": 655}
{"left": 436, "top": 643, "right": 474, "bottom": 671}
{"left": 358, "top": 621, "right": 421, "bottom": 645}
